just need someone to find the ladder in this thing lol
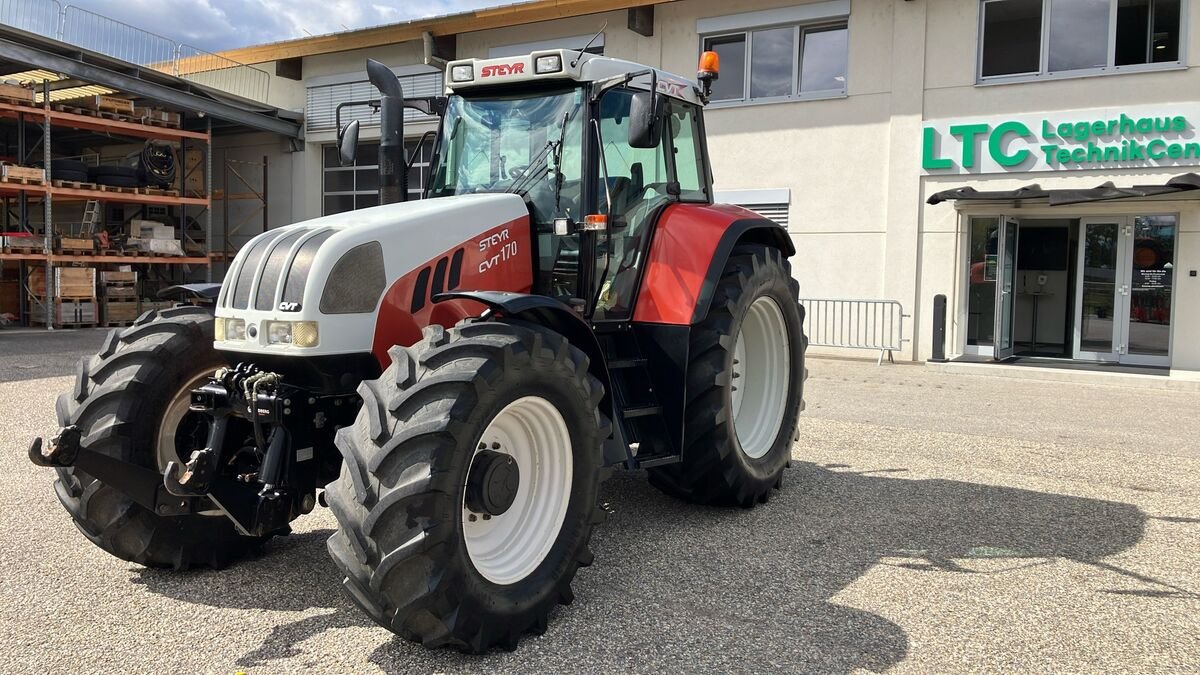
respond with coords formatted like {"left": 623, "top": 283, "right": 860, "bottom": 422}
{"left": 79, "top": 200, "right": 100, "bottom": 237}
{"left": 596, "top": 324, "right": 680, "bottom": 469}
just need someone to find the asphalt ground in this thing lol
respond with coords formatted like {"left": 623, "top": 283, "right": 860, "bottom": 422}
{"left": 1, "top": 328, "right": 1198, "bottom": 673}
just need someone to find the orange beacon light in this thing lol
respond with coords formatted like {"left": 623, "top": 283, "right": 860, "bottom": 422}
{"left": 697, "top": 50, "right": 719, "bottom": 101}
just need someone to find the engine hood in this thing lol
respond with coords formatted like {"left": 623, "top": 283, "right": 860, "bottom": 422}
{"left": 214, "top": 192, "right": 529, "bottom": 356}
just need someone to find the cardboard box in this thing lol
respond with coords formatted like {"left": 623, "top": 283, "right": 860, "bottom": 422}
{"left": 183, "top": 149, "right": 205, "bottom": 195}
{"left": 132, "top": 219, "right": 174, "bottom": 240}
{"left": 147, "top": 238, "right": 184, "bottom": 256}
{"left": 133, "top": 106, "right": 182, "bottom": 127}
{"left": 1, "top": 164, "right": 45, "bottom": 182}
{"left": 66, "top": 95, "right": 135, "bottom": 115}
{"left": 0, "top": 82, "right": 33, "bottom": 103}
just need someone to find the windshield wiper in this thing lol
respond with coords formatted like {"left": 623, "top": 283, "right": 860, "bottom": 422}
{"left": 552, "top": 111, "right": 570, "bottom": 212}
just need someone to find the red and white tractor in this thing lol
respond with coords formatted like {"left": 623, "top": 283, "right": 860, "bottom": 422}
{"left": 30, "top": 47, "right": 807, "bottom": 652}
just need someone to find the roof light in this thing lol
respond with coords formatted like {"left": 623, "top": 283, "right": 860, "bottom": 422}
{"left": 535, "top": 54, "right": 563, "bottom": 74}
{"left": 450, "top": 65, "right": 474, "bottom": 82}
{"left": 698, "top": 50, "right": 720, "bottom": 77}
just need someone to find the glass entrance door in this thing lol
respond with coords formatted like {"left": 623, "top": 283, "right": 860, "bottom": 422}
{"left": 1073, "top": 215, "right": 1176, "bottom": 366}
{"left": 993, "top": 216, "right": 1019, "bottom": 360}
{"left": 1074, "top": 218, "right": 1125, "bottom": 361}
{"left": 1123, "top": 216, "right": 1176, "bottom": 366}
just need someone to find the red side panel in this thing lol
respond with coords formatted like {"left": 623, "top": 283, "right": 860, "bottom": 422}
{"left": 633, "top": 202, "right": 762, "bottom": 325}
{"left": 371, "top": 217, "right": 533, "bottom": 366}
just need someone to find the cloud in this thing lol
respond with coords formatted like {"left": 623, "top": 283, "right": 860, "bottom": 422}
{"left": 64, "top": 0, "right": 506, "bottom": 52}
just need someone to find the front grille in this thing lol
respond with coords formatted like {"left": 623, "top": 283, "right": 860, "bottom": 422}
{"left": 222, "top": 227, "right": 333, "bottom": 310}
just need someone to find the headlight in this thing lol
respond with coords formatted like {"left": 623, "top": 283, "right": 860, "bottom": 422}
{"left": 216, "top": 317, "right": 246, "bottom": 341}
{"left": 535, "top": 55, "right": 562, "bottom": 74}
{"left": 450, "top": 65, "right": 473, "bottom": 82}
{"left": 265, "top": 320, "right": 319, "bottom": 347}
{"left": 266, "top": 321, "right": 292, "bottom": 345}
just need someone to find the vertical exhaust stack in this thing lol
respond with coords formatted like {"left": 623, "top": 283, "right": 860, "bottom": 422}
{"left": 367, "top": 59, "right": 407, "bottom": 204}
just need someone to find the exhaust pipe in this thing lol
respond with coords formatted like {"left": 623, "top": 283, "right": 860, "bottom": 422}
{"left": 367, "top": 58, "right": 407, "bottom": 204}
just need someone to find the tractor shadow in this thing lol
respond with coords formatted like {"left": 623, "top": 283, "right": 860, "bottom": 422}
{"left": 133, "top": 462, "right": 1149, "bottom": 672}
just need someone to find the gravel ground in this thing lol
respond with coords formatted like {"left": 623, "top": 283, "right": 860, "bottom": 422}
{"left": 1, "top": 330, "right": 1198, "bottom": 673}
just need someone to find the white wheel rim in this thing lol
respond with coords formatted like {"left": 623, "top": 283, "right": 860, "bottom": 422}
{"left": 155, "top": 372, "right": 213, "bottom": 473}
{"left": 731, "top": 296, "right": 791, "bottom": 459}
{"left": 463, "top": 396, "right": 573, "bottom": 585}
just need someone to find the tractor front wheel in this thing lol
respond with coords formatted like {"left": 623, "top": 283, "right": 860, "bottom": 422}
{"left": 326, "top": 320, "right": 607, "bottom": 652}
{"left": 649, "top": 244, "right": 806, "bottom": 506}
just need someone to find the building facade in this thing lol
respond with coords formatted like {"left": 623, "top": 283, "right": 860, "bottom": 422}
{"left": 220, "top": 0, "right": 1200, "bottom": 379}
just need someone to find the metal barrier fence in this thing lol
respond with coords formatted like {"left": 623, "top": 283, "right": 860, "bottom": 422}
{"left": 800, "top": 299, "right": 910, "bottom": 365}
{"left": 0, "top": 1, "right": 270, "bottom": 103}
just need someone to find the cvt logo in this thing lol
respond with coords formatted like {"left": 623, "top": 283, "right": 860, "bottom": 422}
{"left": 278, "top": 301, "right": 301, "bottom": 312}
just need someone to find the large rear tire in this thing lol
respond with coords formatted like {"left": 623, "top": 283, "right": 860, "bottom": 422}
{"left": 326, "top": 320, "right": 607, "bottom": 653}
{"left": 53, "top": 306, "right": 264, "bottom": 569}
{"left": 648, "top": 244, "right": 806, "bottom": 506}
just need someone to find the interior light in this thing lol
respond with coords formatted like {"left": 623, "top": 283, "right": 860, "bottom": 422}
{"left": 535, "top": 54, "right": 563, "bottom": 74}
{"left": 450, "top": 65, "right": 474, "bottom": 82}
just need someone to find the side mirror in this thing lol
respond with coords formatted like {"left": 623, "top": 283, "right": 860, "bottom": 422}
{"left": 628, "top": 91, "right": 662, "bottom": 149}
{"left": 338, "top": 120, "right": 360, "bottom": 166}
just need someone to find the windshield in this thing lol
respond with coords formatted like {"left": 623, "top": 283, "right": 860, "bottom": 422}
{"left": 429, "top": 88, "right": 585, "bottom": 224}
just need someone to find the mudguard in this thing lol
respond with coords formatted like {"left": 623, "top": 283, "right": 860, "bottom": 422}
{"left": 433, "top": 290, "right": 612, "bottom": 419}
{"left": 632, "top": 203, "right": 793, "bottom": 326}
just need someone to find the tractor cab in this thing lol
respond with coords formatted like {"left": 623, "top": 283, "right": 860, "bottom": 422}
{"left": 430, "top": 50, "right": 713, "bottom": 321}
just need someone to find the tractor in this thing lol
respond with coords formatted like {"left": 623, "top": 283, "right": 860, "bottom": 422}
{"left": 29, "top": 47, "right": 807, "bottom": 652}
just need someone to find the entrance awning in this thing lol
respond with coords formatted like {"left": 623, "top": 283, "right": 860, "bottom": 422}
{"left": 927, "top": 172, "right": 1200, "bottom": 206}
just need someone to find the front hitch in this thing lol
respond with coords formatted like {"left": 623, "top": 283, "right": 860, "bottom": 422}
{"left": 29, "top": 427, "right": 198, "bottom": 517}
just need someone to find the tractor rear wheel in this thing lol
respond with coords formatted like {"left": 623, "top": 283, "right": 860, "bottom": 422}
{"left": 326, "top": 320, "right": 607, "bottom": 653}
{"left": 649, "top": 244, "right": 806, "bottom": 506}
{"left": 53, "top": 306, "right": 266, "bottom": 569}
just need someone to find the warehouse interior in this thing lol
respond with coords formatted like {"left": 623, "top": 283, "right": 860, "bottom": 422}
{"left": 0, "top": 23, "right": 301, "bottom": 328}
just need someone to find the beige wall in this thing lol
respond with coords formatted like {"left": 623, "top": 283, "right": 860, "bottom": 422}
{"left": 239, "top": 0, "right": 1200, "bottom": 374}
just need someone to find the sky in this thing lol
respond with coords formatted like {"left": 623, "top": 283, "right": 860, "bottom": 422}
{"left": 65, "top": 0, "right": 507, "bottom": 52}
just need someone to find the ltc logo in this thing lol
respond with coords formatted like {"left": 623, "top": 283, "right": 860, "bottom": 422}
{"left": 480, "top": 62, "right": 525, "bottom": 78}
{"left": 278, "top": 301, "right": 301, "bottom": 312}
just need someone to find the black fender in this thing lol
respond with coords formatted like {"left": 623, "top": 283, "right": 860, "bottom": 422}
{"left": 433, "top": 290, "right": 614, "bottom": 422}
{"left": 159, "top": 283, "right": 222, "bottom": 303}
{"left": 690, "top": 218, "right": 794, "bottom": 324}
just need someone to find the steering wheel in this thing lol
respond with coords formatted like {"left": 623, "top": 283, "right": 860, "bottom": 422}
{"left": 508, "top": 164, "right": 529, "bottom": 180}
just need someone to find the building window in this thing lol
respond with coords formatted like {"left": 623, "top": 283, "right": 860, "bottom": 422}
{"left": 702, "top": 21, "right": 848, "bottom": 104}
{"left": 306, "top": 71, "right": 441, "bottom": 134}
{"left": 979, "top": 0, "right": 1183, "bottom": 81}
{"left": 322, "top": 139, "right": 432, "bottom": 215}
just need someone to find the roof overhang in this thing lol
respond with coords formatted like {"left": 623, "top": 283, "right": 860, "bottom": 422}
{"left": 0, "top": 25, "right": 301, "bottom": 139}
{"left": 927, "top": 173, "right": 1200, "bottom": 207}
{"left": 217, "top": 0, "right": 665, "bottom": 64}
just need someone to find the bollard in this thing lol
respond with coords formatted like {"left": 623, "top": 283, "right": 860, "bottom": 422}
{"left": 930, "top": 294, "right": 948, "bottom": 362}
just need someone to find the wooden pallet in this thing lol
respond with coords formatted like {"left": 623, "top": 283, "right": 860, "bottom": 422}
{"left": 52, "top": 179, "right": 100, "bottom": 190}
{"left": 0, "top": 175, "right": 45, "bottom": 186}
{"left": 59, "top": 247, "right": 94, "bottom": 256}
{"left": 136, "top": 187, "right": 181, "bottom": 197}
{"left": 7, "top": 245, "right": 44, "bottom": 254}
{"left": 140, "top": 117, "right": 182, "bottom": 129}
{"left": 96, "top": 184, "right": 138, "bottom": 194}
{"left": 0, "top": 94, "right": 38, "bottom": 109}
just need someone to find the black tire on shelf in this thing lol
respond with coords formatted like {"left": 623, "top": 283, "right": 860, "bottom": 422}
{"left": 88, "top": 165, "right": 138, "bottom": 179}
{"left": 48, "top": 159, "right": 88, "bottom": 175}
{"left": 327, "top": 320, "right": 608, "bottom": 653}
{"left": 648, "top": 244, "right": 806, "bottom": 507}
{"left": 52, "top": 169, "right": 89, "bottom": 183}
{"left": 92, "top": 174, "right": 142, "bottom": 188}
{"left": 53, "top": 306, "right": 266, "bottom": 569}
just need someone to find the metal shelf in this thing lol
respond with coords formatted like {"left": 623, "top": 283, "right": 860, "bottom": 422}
{"left": 0, "top": 252, "right": 210, "bottom": 265}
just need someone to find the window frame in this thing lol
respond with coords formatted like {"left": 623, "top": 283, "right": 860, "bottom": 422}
{"left": 321, "top": 138, "right": 433, "bottom": 215}
{"left": 700, "top": 18, "right": 849, "bottom": 108}
{"left": 976, "top": 0, "right": 1188, "bottom": 85}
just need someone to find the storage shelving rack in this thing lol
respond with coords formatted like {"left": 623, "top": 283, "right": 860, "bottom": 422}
{"left": 0, "top": 87, "right": 212, "bottom": 328}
